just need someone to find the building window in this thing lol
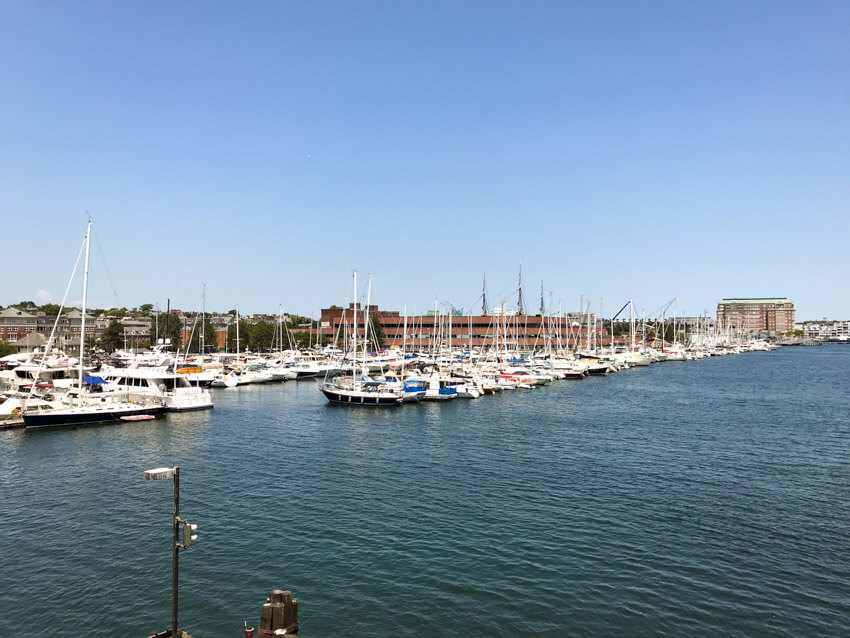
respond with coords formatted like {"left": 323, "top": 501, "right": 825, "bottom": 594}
{"left": 7, "top": 334, "right": 17, "bottom": 341}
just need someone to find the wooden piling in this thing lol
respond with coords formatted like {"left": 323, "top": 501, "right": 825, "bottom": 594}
{"left": 258, "top": 589, "right": 300, "bottom": 636}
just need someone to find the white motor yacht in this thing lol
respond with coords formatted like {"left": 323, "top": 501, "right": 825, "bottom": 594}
{"left": 98, "top": 367, "right": 214, "bottom": 411}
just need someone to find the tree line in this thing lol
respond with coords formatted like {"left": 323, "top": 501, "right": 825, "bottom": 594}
{"left": 0, "top": 301, "right": 327, "bottom": 354}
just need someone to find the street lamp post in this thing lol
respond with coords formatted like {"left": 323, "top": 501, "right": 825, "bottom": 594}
{"left": 144, "top": 465, "right": 197, "bottom": 638}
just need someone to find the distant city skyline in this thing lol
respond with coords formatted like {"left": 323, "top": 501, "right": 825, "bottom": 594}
{"left": 2, "top": 2, "right": 847, "bottom": 320}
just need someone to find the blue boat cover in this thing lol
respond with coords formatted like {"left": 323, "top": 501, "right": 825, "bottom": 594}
{"left": 83, "top": 376, "right": 107, "bottom": 385}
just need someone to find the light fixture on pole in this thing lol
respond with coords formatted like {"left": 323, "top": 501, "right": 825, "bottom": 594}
{"left": 144, "top": 466, "right": 199, "bottom": 638}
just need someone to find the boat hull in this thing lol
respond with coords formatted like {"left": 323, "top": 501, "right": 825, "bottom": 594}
{"left": 321, "top": 388, "right": 402, "bottom": 406}
{"left": 585, "top": 365, "right": 610, "bottom": 375}
{"left": 166, "top": 402, "right": 214, "bottom": 412}
{"left": 23, "top": 405, "right": 166, "bottom": 428}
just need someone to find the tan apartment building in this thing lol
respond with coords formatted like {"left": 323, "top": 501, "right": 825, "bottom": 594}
{"left": 716, "top": 298, "right": 795, "bottom": 334}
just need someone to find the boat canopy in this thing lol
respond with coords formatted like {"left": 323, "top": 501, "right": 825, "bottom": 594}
{"left": 83, "top": 376, "right": 107, "bottom": 385}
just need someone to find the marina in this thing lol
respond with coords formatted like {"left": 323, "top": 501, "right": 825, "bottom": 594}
{"left": 2, "top": 3, "right": 848, "bottom": 635}
{"left": 0, "top": 344, "right": 847, "bottom": 636}
{"left": 0, "top": 320, "right": 788, "bottom": 428}
{"left": 1, "top": 260, "right": 795, "bottom": 428}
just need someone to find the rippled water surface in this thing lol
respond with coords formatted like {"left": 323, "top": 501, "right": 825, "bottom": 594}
{"left": 1, "top": 346, "right": 848, "bottom": 637}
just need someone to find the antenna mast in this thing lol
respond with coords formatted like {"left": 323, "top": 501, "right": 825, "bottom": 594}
{"left": 539, "top": 281, "right": 545, "bottom": 316}
{"left": 517, "top": 265, "right": 524, "bottom": 315}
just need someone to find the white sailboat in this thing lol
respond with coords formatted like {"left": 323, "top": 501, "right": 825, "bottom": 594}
{"left": 319, "top": 272, "right": 403, "bottom": 406}
{"left": 23, "top": 221, "right": 167, "bottom": 427}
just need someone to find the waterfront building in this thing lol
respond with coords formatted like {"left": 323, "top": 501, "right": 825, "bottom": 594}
{"left": 60, "top": 309, "right": 99, "bottom": 349}
{"left": 319, "top": 303, "right": 601, "bottom": 351}
{"left": 0, "top": 307, "right": 98, "bottom": 350}
{"left": 177, "top": 312, "right": 232, "bottom": 351}
{"left": 0, "top": 307, "right": 38, "bottom": 343}
{"left": 118, "top": 316, "right": 151, "bottom": 349}
{"left": 797, "top": 319, "right": 850, "bottom": 341}
{"left": 716, "top": 298, "right": 795, "bottom": 335}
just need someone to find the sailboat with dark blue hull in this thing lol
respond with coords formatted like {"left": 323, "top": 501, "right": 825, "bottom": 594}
{"left": 319, "top": 272, "right": 403, "bottom": 407}
{"left": 22, "top": 399, "right": 166, "bottom": 427}
{"left": 320, "top": 380, "right": 402, "bottom": 406}
{"left": 22, "top": 221, "right": 167, "bottom": 428}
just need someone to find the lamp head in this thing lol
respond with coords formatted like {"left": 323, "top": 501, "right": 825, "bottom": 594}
{"left": 144, "top": 467, "right": 176, "bottom": 480}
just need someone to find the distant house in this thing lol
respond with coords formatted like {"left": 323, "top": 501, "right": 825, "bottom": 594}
{"left": 0, "top": 307, "right": 38, "bottom": 343}
{"left": 9, "top": 332, "right": 49, "bottom": 353}
{"left": 120, "top": 317, "right": 151, "bottom": 346}
{"left": 59, "top": 309, "right": 98, "bottom": 350}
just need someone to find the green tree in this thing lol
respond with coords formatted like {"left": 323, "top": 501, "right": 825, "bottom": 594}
{"left": 39, "top": 303, "right": 62, "bottom": 316}
{"left": 291, "top": 331, "right": 312, "bottom": 349}
{"left": 187, "top": 317, "right": 219, "bottom": 353}
{"left": 149, "top": 313, "right": 183, "bottom": 349}
{"left": 225, "top": 319, "right": 252, "bottom": 352}
{"left": 610, "top": 322, "right": 629, "bottom": 336}
{"left": 0, "top": 340, "right": 16, "bottom": 356}
{"left": 369, "top": 317, "right": 385, "bottom": 350}
{"left": 99, "top": 319, "right": 124, "bottom": 352}
{"left": 139, "top": 303, "right": 154, "bottom": 315}
{"left": 247, "top": 320, "right": 276, "bottom": 351}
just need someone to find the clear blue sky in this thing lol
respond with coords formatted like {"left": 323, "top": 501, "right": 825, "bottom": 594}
{"left": 2, "top": 1, "right": 847, "bottom": 320}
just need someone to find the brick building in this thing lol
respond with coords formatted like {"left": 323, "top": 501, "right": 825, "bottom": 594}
{"left": 0, "top": 307, "right": 97, "bottom": 350}
{"left": 319, "top": 303, "right": 600, "bottom": 351}
{"left": 0, "top": 307, "right": 39, "bottom": 343}
{"left": 716, "top": 298, "right": 796, "bottom": 334}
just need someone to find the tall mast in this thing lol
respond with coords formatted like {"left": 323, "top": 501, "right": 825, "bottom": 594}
{"left": 278, "top": 304, "right": 283, "bottom": 356}
{"left": 432, "top": 299, "right": 438, "bottom": 360}
{"left": 499, "top": 302, "right": 505, "bottom": 372}
{"left": 78, "top": 220, "right": 92, "bottom": 395}
{"left": 402, "top": 305, "right": 407, "bottom": 381}
{"left": 482, "top": 274, "right": 489, "bottom": 316}
{"left": 201, "top": 282, "right": 206, "bottom": 355}
{"left": 448, "top": 304, "right": 452, "bottom": 358}
{"left": 352, "top": 270, "right": 358, "bottom": 372}
{"left": 517, "top": 265, "right": 524, "bottom": 315}
{"left": 364, "top": 274, "right": 373, "bottom": 359}
{"left": 558, "top": 302, "right": 563, "bottom": 354}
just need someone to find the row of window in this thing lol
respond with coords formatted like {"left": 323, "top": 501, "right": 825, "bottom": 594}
{"left": 342, "top": 335, "right": 596, "bottom": 343}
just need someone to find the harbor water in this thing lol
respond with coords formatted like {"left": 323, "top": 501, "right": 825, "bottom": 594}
{"left": 0, "top": 345, "right": 848, "bottom": 636}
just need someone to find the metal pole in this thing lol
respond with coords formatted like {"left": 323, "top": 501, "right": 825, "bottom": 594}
{"left": 172, "top": 466, "right": 180, "bottom": 637}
